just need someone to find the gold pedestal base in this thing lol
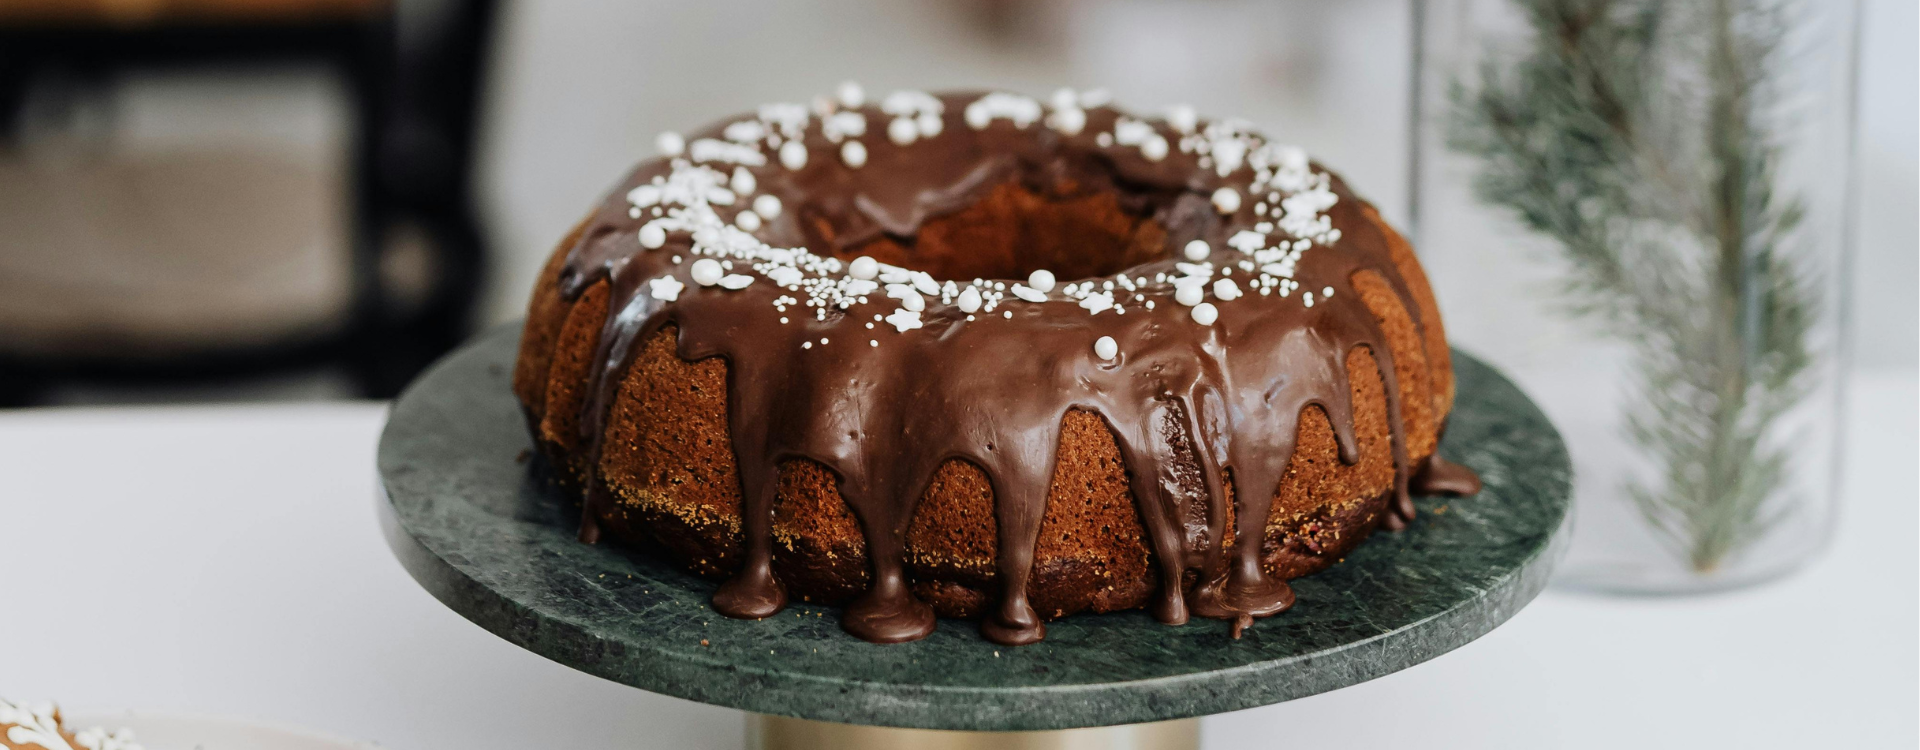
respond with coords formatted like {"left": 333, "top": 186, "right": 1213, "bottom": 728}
{"left": 746, "top": 714, "right": 1198, "bottom": 750}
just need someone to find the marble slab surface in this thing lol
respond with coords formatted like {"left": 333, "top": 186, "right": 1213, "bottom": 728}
{"left": 377, "top": 325, "right": 1572, "bottom": 731}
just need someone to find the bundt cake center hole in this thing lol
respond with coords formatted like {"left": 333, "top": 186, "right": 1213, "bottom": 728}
{"left": 840, "top": 180, "right": 1172, "bottom": 282}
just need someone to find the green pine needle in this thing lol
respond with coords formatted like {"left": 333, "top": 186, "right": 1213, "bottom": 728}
{"left": 1446, "top": 0, "right": 1818, "bottom": 571}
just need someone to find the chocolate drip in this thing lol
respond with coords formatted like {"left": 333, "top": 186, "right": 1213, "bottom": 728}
{"left": 1412, "top": 453, "right": 1484, "bottom": 496}
{"left": 553, "top": 92, "right": 1477, "bottom": 644}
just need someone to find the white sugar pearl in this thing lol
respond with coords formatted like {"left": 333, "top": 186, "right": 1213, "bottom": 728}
{"left": 1027, "top": 269, "right": 1056, "bottom": 293}
{"left": 780, "top": 140, "right": 808, "bottom": 170}
{"left": 1050, "top": 107, "right": 1086, "bottom": 136}
{"left": 917, "top": 112, "right": 943, "bottom": 137}
{"left": 1166, "top": 104, "right": 1197, "bottom": 134}
{"left": 964, "top": 104, "right": 990, "bottom": 130}
{"left": 848, "top": 256, "right": 879, "bottom": 280}
{"left": 753, "top": 194, "right": 782, "bottom": 220}
{"left": 837, "top": 81, "right": 865, "bottom": 108}
{"left": 841, "top": 140, "right": 868, "bottom": 168}
{"left": 690, "top": 259, "right": 724, "bottom": 286}
{"left": 888, "top": 117, "right": 918, "bottom": 145}
{"left": 638, "top": 223, "right": 667, "bottom": 249}
{"left": 655, "top": 131, "right": 684, "bottom": 156}
{"left": 735, "top": 210, "right": 762, "bottom": 231}
{"left": 1211, "top": 187, "right": 1242, "bottom": 214}
{"left": 1213, "top": 278, "right": 1241, "bottom": 301}
{"left": 1140, "top": 134, "right": 1168, "bottom": 161}
{"left": 1094, "top": 335, "right": 1118, "bottom": 361}
{"left": 1322, "top": 286, "right": 1335, "bottom": 297}
{"left": 1175, "top": 284, "right": 1205, "bottom": 307}
{"left": 1191, "top": 302, "right": 1219, "bottom": 325}
{"left": 1183, "top": 239, "right": 1210, "bottom": 261}
{"left": 731, "top": 167, "right": 756, "bottom": 195}
{"left": 956, "top": 286, "right": 982, "bottom": 313}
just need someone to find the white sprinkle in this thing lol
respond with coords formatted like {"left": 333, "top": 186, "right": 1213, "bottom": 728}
{"left": 1228, "top": 230, "right": 1266, "bottom": 252}
{"left": 917, "top": 112, "right": 943, "bottom": 137}
{"left": 849, "top": 256, "right": 879, "bottom": 280}
{"left": 780, "top": 317, "right": 789, "bottom": 324}
{"left": 956, "top": 286, "right": 982, "bottom": 313}
{"left": 690, "top": 139, "right": 766, "bottom": 167}
{"left": 1191, "top": 302, "right": 1219, "bottom": 325}
{"left": 1011, "top": 284, "right": 1048, "bottom": 303}
{"left": 888, "top": 117, "right": 918, "bottom": 145}
{"left": 885, "top": 308, "right": 924, "bottom": 332}
{"left": 655, "top": 131, "right": 684, "bottom": 156}
{"left": 1167, "top": 104, "right": 1197, "bottom": 134}
{"left": 837, "top": 81, "right": 865, "bottom": 108}
{"left": 718, "top": 274, "right": 753, "bottom": 290}
{"left": 887, "top": 283, "right": 926, "bottom": 311}
{"left": 764, "top": 266, "right": 802, "bottom": 285}
{"left": 1211, "top": 187, "right": 1242, "bottom": 214}
{"left": 648, "top": 275, "right": 684, "bottom": 301}
{"left": 723, "top": 120, "right": 766, "bottom": 143}
{"left": 1003, "top": 310, "right": 1013, "bottom": 319}
{"left": 1049, "top": 106, "right": 1086, "bottom": 136}
{"left": 870, "top": 340, "right": 878, "bottom": 347}
{"left": 691, "top": 259, "right": 724, "bottom": 286}
{"left": 735, "top": 210, "right": 762, "bottom": 231}
{"left": 1304, "top": 292, "right": 1315, "bottom": 307}
{"left": 638, "top": 223, "right": 668, "bottom": 249}
{"left": 823, "top": 111, "right": 866, "bottom": 143}
{"left": 1094, "top": 335, "right": 1119, "bottom": 361}
{"left": 628, "top": 184, "right": 662, "bottom": 208}
{"left": 1027, "top": 269, "right": 1056, "bottom": 293}
{"left": 671, "top": 255, "right": 681, "bottom": 264}
{"left": 1079, "top": 291, "right": 1114, "bottom": 314}
{"left": 910, "top": 271, "right": 940, "bottom": 296}
{"left": 1146, "top": 300, "right": 1156, "bottom": 309}
{"left": 841, "top": 140, "right": 868, "bottom": 168}
{"left": 780, "top": 140, "right": 808, "bottom": 170}
{"left": 1183, "top": 239, "right": 1211, "bottom": 261}
{"left": 965, "top": 104, "right": 990, "bottom": 129}
{"left": 1175, "top": 284, "right": 1206, "bottom": 307}
{"left": 731, "top": 167, "right": 757, "bottom": 195}
{"left": 1322, "top": 286, "right": 1334, "bottom": 297}
{"left": 803, "top": 341, "right": 813, "bottom": 349}
{"left": 1140, "top": 134, "right": 1169, "bottom": 161}
{"left": 820, "top": 337, "right": 830, "bottom": 345}
{"left": 753, "top": 194, "right": 783, "bottom": 220}
{"left": 1113, "top": 118, "right": 1154, "bottom": 146}
{"left": 1213, "top": 278, "right": 1242, "bottom": 301}
{"left": 1096, "top": 132, "right": 1113, "bottom": 147}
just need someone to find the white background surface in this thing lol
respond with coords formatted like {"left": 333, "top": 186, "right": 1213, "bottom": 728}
{"left": 1, "top": 370, "right": 1911, "bottom": 749}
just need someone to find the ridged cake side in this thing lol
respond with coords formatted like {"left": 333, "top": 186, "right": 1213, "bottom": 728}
{"left": 512, "top": 203, "right": 1451, "bottom": 621}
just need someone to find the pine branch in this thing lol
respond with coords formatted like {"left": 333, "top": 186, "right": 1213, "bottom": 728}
{"left": 1446, "top": 0, "right": 1818, "bottom": 570}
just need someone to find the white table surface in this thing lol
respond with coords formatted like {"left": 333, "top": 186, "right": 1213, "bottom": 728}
{"left": 3, "top": 371, "right": 1914, "bottom": 749}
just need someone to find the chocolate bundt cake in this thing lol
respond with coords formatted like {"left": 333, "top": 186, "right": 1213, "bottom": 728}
{"left": 513, "top": 86, "right": 1480, "bottom": 645}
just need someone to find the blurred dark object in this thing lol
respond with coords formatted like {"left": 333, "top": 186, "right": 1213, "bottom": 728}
{"left": 0, "top": 0, "right": 496, "bottom": 404}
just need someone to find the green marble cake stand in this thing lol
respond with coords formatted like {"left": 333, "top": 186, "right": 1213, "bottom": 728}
{"left": 377, "top": 325, "right": 1572, "bottom": 741}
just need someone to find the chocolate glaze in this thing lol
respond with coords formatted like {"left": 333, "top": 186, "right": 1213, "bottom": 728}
{"left": 552, "top": 92, "right": 1476, "bottom": 645}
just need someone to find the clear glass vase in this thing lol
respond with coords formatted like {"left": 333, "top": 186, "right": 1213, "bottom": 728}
{"left": 1412, "top": 0, "right": 1858, "bottom": 593}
